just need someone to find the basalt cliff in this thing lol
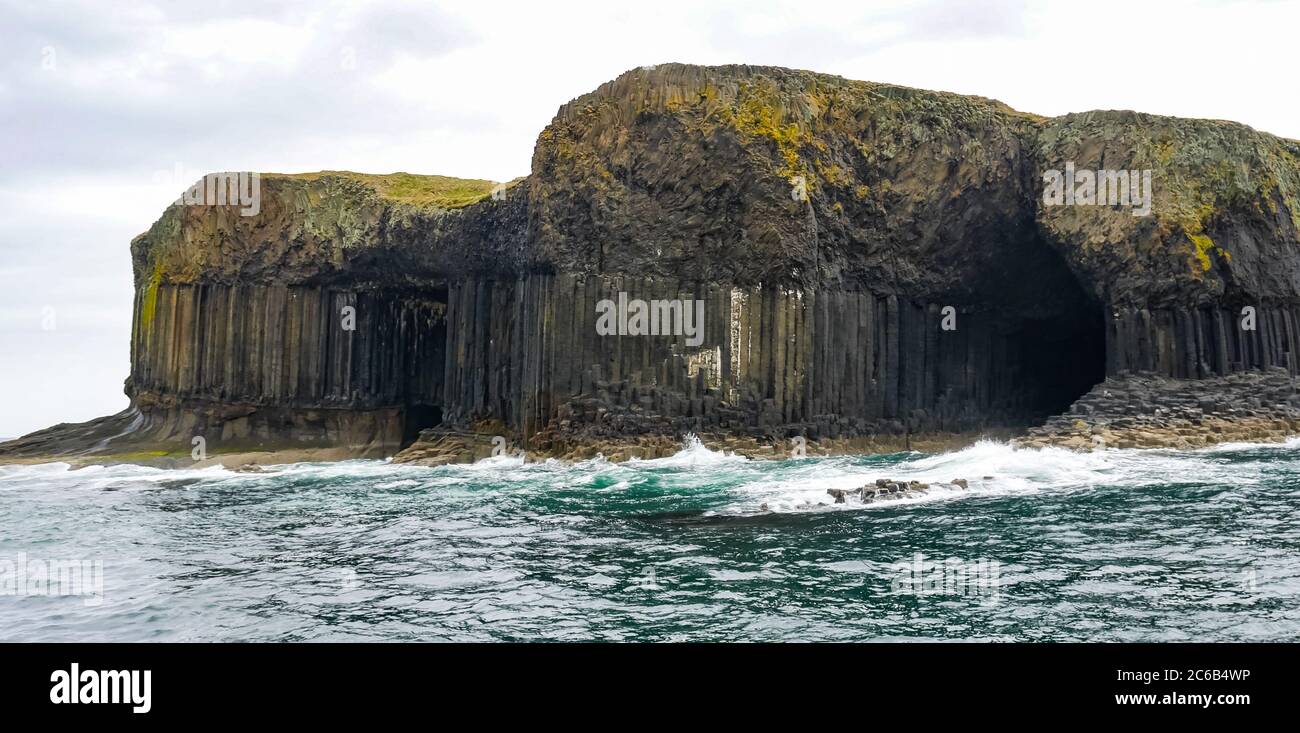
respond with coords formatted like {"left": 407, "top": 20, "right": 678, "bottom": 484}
{"left": 5, "top": 64, "right": 1300, "bottom": 466}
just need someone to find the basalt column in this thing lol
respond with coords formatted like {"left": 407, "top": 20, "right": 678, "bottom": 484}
{"left": 128, "top": 282, "right": 446, "bottom": 453}
{"left": 439, "top": 274, "right": 1105, "bottom": 442}
{"left": 1105, "top": 305, "right": 1299, "bottom": 378}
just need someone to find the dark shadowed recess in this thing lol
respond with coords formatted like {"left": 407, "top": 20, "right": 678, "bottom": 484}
{"left": 979, "top": 229, "right": 1106, "bottom": 422}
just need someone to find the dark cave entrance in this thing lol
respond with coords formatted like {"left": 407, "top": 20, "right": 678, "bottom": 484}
{"left": 396, "top": 285, "right": 449, "bottom": 448}
{"left": 402, "top": 404, "right": 443, "bottom": 446}
{"left": 992, "top": 236, "right": 1107, "bottom": 423}
{"left": 1008, "top": 302, "right": 1106, "bottom": 419}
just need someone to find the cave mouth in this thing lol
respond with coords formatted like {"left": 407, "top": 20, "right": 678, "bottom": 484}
{"left": 394, "top": 284, "right": 449, "bottom": 448}
{"left": 402, "top": 404, "right": 443, "bottom": 446}
{"left": 1009, "top": 301, "right": 1106, "bottom": 420}
{"left": 992, "top": 235, "right": 1107, "bottom": 423}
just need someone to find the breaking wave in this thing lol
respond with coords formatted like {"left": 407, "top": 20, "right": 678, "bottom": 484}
{"left": 2, "top": 435, "right": 1298, "bottom": 641}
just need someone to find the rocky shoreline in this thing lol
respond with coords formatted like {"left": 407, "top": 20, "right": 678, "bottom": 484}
{"left": 387, "top": 426, "right": 1004, "bottom": 466}
{"left": 1018, "top": 367, "right": 1300, "bottom": 450}
{"left": 6, "top": 369, "right": 1300, "bottom": 469}
{"left": 390, "top": 369, "right": 1300, "bottom": 466}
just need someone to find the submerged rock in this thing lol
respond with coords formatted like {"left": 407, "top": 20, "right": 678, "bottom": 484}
{"left": 825, "top": 476, "right": 972, "bottom": 506}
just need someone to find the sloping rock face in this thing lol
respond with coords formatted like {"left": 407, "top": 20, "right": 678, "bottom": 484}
{"left": 1035, "top": 112, "right": 1300, "bottom": 377}
{"left": 531, "top": 65, "right": 1047, "bottom": 295}
{"left": 1021, "top": 367, "right": 1300, "bottom": 451}
{"left": 1037, "top": 112, "right": 1300, "bottom": 305}
{"left": 5, "top": 63, "right": 1300, "bottom": 464}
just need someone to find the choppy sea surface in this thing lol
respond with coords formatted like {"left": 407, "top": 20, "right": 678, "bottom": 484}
{"left": 2, "top": 437, "right": 1298, "bottom": 641}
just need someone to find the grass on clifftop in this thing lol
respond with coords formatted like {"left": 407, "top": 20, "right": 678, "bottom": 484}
{"left": 269, "top": 171, "right": 500, "bottom": 208}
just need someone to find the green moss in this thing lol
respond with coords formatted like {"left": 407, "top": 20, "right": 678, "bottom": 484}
{"left": 269, "top": 171, "right": 499, "bottom": 209}
{"left": 107, "top": 449, "right": 176, "bottom": 460}
{"left": 139, "top": 258, "right": 163, "bottom": 331}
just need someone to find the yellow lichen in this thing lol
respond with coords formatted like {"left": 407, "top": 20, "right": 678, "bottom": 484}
{"left": 1174, "top": 201, "right": 1230, "bottom": 273}
{"left": 139, "top": 258, "right": 163, "bottom": 331}
{"left": 727, "top": 81, "right": 810, "bottom": 179}
{"left": 1189, "top": 233, "right": 1216, "bottom": 272}
{"left": 815, "top": 160, "right": 852, "bottom": 187}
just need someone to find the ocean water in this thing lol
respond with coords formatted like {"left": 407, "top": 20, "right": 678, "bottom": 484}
{"left": 1, "top": 437, "right": 1298, "bottom": 642}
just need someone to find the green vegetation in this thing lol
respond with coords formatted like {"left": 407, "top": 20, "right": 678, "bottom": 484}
{"left": 269, "top": 171, "right": 500, "bottom": 209}
{"left": 139, "top": 257, "right": 164, "bottom": 331}
{"left": 104, "top": 449, "right": 177, "bottom": 461}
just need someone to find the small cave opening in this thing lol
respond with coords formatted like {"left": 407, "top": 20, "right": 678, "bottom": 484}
{"left": 394, "top": 285, "right": 449, "bottom": 449}
{"left": 401, "top": 404, "right": 443, "bottom": 447}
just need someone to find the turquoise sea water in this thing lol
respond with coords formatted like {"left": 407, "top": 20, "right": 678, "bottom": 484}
{"left": 1, "top": 437, "right": 1298, "bottom": 641}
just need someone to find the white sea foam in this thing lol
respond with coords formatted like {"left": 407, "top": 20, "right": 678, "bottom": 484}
{"left": 0, "top": 460, "right": 239, "bottom": 484}
{"left": 637, "top": 433, "right": 748, "bottom": 469}
{"left": 719, "top": 438, "right": 1274, "bottom": 515}
{"left": 0, "top": 434, "right": 1284, "bottom": 508}
{"left": 1199, "top": 435, "right": 1300, "bottom": 453}
{"left": 464, "top": 453, "right": 528, "bottom": 470}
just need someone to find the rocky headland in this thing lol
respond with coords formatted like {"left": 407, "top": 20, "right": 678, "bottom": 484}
{"left": 5, "top": 63, "right": 1300, "bottom": 467}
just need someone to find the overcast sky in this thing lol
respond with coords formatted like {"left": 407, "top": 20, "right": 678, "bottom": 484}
{"left": 1, "top": 0, "right": 1296, "bottom": 437}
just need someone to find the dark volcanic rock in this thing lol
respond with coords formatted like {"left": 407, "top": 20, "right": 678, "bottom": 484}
{"left": 5, "top": 63, "right": 1300, "bottom": 465}
{"left": 1036, "top": 112, "right": 1300, "bottom": 307}
{"left": 822, "top": 477, "right": 971, "bottom": 507}
{"left": 1021, "top": 367, "right": 1300, "bottom": 450}
{"left": 530, "top": 65, "right": 1046, "bottom": 297}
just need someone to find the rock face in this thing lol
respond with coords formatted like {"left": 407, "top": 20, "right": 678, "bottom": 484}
{"left": 120, "top": 174, "right": 526, "bottom": 457}
{"left": 4, "top": 63, "right": 1300, "bottom": 464}
{"left": 1035, "top": 112, "right": 1300, "bottom": 380}
{"left": 1020, "top": 368, "right": 1300, "bottom": 451}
